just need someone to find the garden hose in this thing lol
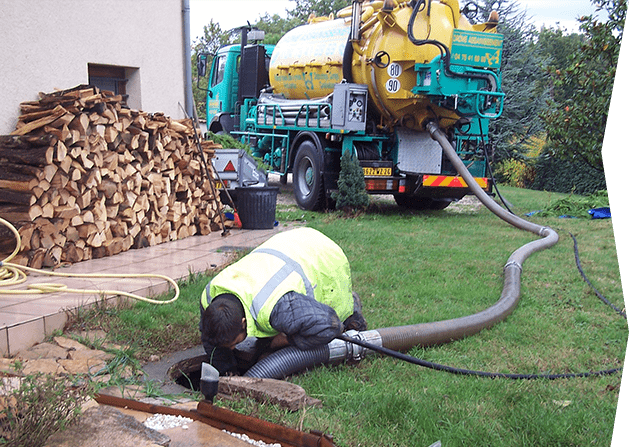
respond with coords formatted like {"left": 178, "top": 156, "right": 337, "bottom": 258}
{"left": 569, "top": 232, "right": 626, "bottom": 319}
{"left": 0, "top": 216, "right": 179, "bottom": 304}
{"left": 336, "top": 333, "right": 623, "bottom": 380}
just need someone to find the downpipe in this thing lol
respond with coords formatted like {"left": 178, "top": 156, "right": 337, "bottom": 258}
{"left": 244, "top": 122, "right": 559, "bottom": 379}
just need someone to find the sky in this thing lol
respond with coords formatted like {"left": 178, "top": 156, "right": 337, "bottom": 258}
{"left": 189, "top": 0, "right": 602, "bottom": 40}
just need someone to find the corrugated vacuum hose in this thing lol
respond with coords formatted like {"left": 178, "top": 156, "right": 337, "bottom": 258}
{"left": 243, "top": 122, "right": 622, "bottom": 380}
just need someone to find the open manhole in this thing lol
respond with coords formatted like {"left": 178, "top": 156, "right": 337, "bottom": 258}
{"left": 168, "top": 354, "right": 205, "bottom": 391}
{"left": 167, "top": 338, "right": 260, "bottom": 390}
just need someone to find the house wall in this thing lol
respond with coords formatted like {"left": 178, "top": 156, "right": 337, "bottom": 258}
{"left": 0, "top": 0, "right": 188, "bottom": 135}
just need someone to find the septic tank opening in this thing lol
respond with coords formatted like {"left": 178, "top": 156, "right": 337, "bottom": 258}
{"left": 168, "top": 354, "right": 205, "bottom": 391}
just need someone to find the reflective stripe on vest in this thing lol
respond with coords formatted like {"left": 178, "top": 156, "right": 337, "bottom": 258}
{"left": 249, "top": 247, "right": 314, "bottom": 320}
{"left": 204, "top": 247, "right": 315, "bottom": 322}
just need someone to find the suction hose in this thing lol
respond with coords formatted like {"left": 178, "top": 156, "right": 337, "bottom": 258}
{"left": 244, "top": 122, "right": 559, "bottom": 379}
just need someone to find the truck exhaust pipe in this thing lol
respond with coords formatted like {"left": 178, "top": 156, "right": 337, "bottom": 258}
{"left": 349, "top": 0, "right": 364, "bottom": 41}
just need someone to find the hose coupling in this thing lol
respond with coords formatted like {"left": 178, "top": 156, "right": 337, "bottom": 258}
{"left": 503, "top": 260, "right": 522, "bottom": 272}
{"left": 329, "top": 330, "right": 384, "bottom": 362}
{"left": 538, "top": 226, "right": 553, "bottom": 237}
{"left": 425, "top": 120, "right": 439, "bottom": 137}
{"left": 345, "top": 330, "right": 367, "bottom": 361}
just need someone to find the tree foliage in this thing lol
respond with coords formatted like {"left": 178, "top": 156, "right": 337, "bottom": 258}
{"left": 536, "top": 27, "right": 585, "bottom": 104}
{"left": 191, "top": 20, "right": 232, "bottom": 120}
{"left": 477, "top": 0, "right": 548, "bottom": 163}
{"left": 287, "top": 0, "right": 350, "bottom": 22}
{"left": 541, "top": 0, "right": 626, "bottom": 172}
{"left": 331, "top": 152, "right": 369, "bottom": 213}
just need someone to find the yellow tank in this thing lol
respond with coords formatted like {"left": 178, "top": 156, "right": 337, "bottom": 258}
{"left": 269, "top": 0, "right": 499, "bottom": 130}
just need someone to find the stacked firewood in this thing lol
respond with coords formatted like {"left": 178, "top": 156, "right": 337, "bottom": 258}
{"left": 0, "top": 85, "right": 223, "bottom": 268}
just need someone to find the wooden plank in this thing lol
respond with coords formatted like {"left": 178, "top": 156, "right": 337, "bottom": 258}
{"left": 0, "top": 189, "right": 33, "bottom": 206}
{"left": 0, "top": 205, "right": 31, "bottom": 223}
{"left": 10, "top": 105, "right": 68, "bottom": 136}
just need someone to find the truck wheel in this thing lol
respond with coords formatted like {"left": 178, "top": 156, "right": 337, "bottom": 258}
{"left": 293, "top": 140, "right": 324, "bottom": 210}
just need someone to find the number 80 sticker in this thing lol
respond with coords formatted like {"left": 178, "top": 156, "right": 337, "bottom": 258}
{"left": 386, "top": 62, "right": 402, "bottom": 93}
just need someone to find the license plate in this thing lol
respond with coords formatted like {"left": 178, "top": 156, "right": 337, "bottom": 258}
{"left": 363, "top": 167, "right": 392, "bottom": 176}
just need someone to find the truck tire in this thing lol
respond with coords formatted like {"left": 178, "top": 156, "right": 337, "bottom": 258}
{"left": 293, "top": 140, "right": 325, "bottom": 211}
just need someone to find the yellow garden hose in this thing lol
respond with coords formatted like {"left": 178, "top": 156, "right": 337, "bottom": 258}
{"left": 0, "top": 217, "right": 179, "bottom": 304}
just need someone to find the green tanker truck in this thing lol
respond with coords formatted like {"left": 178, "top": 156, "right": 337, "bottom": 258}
{"left": 197, "top": 0, "right": 504, "bottom": 211}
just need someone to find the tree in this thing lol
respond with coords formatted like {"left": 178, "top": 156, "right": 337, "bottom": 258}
{"left": 536, "top": 27, "right": 584, "bottom": 104}
{"left": 332, "top": 152, "right": 369, "bottom": 213}
{"left": 476, "top": 0, "right": 548, "bottom": 164}
{"left": 541, "top": 0, "right": 626, "bottom": 172}
{"left": 254, "top": 13, "right": 301, "bottom": 45}
{"left": 191, "top": 20, "right": 233, "bottom": 120}
{"left": 287, "top": 0, "right": 350, "bottom": 22}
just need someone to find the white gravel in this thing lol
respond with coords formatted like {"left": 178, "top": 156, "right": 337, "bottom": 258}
{"left": 223, "top": 429, "right": 281, "bottom": 447}
{"left": 143, "top": 414, "right": 281, "bottom": 446}
{"left": 143, "top": 413, "right": 193, "bottom": 430}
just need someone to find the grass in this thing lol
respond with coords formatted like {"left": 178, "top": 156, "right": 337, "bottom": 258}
{"left": 65, "top": 186, "right": 627, "bottom": 446}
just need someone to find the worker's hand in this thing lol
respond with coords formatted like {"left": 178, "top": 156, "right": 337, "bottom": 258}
{"left": 270, "top": 333, "right": 290, "bottom": 350}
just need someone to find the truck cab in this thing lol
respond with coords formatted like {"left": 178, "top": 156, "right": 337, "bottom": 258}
{"left": 206, "top": 45, "right": 241, "bottom": 132}
{"left": 201, "top": 29, "right": 274, "bottom": 135}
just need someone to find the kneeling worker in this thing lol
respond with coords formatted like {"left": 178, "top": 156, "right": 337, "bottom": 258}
{"left": 200, "top": 227, "right": 367, "bottom": 375}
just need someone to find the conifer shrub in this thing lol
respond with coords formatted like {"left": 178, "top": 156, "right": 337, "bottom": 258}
{"left": 331, "top": 152, "right": 369, "bottom": 213}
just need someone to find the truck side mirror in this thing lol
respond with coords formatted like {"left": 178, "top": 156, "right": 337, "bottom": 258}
{"left": 197, "top": 54, "right": 208, "bottom": 78}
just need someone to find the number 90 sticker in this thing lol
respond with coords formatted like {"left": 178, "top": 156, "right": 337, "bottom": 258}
{"left": 386, "top": 62, "right": 402, "bottom": 93}
{"left": 386, "top": 78, "right": 400, "bottom": 93}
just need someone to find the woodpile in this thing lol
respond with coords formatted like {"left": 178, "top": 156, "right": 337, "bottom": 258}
{"left": 0, "top": 85, "right": 224, "bottom": 268}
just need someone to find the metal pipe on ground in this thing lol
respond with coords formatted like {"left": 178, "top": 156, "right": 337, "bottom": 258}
{"left": 94, "top": 394, "right": 337, "bottom": 447}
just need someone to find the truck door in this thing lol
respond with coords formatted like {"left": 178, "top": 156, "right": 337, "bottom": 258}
{"left": 207, "top": 54, "right": 227, "bottom": 118}
{"left": 206, "top": 48, "right": 240, "bottom": 133}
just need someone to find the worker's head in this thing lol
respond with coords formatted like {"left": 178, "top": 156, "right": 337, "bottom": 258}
{"left": 201, "top": 293, "right": 247, "bottom": 349}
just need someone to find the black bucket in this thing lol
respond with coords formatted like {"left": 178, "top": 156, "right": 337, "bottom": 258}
{"left": 235, "top": 186, "right": 279, "bottom": 229}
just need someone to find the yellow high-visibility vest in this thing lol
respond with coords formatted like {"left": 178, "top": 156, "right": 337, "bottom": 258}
{"left": 201, "top": 228, "right": 354, "bottom": 338}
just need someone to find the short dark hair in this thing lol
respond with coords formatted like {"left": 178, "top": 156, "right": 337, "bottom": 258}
{"left": 201, "top": 294, "right": 246, "bottom": 347}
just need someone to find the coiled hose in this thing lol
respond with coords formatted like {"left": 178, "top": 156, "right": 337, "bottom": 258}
{"left": 0, "top": 216, "right": 180, "bottom": 304}
{"left": 244, "top": 123, "right": 559, "bottom": 379}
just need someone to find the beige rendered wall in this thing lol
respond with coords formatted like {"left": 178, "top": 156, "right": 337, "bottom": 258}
{"left": 0, "top": 0, "right": 188, "bottom": 135}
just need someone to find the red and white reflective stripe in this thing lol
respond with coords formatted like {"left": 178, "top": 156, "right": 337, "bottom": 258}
{"left": 422, "top": 175, "right": 488, "bottom": 189}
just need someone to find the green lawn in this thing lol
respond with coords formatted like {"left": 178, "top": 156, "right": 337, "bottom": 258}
{"left": 72, "top": 186, "right": 627, "bottom": 446}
